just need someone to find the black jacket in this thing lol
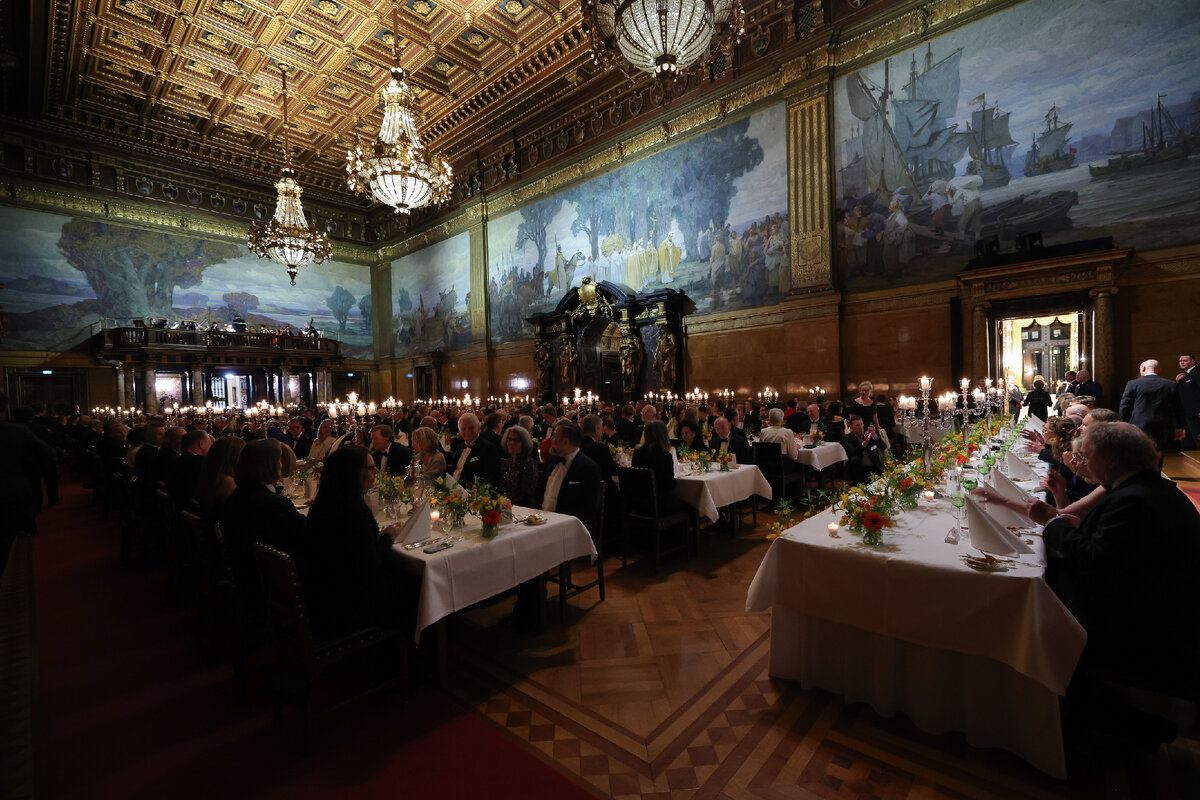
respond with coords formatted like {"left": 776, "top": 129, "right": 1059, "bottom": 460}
{"left": 538, "top": 450, "right": 603, "bottom": 535}
{"left": 369, "top": 441, "right": 413, "bottom": 475}
{"left": 707, "top": 434, "right": 752, "bottom": 466}
{"left": 449, "top": 436, "right": 501, "bottom": 488}
{"left": 1119, "top": 374, "right": 1185, "bottom": 447}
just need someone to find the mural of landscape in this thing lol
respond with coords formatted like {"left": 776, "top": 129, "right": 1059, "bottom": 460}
{"left": 834, "top": 0, "right": 1200, "bottom": 290}
{"left": 488, "top": 103, "right": 788, "bottom": 343}
{"left": 0, "top": 207, "right": 374, "bottom": 358}
{"left": 390, "top": 231, "right": 472, "bottom": 357}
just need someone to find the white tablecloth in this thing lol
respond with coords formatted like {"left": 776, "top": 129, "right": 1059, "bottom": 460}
{"left": 675, "top": 463, "right": 773, "bottom": 523}
{"left": 792, "top": 442, "right": 848, "bottom": 471}
{"left": 395, "top": 507, "right": 596, "bottom": 641}
{"left": 745, "top": 466, "right": 1084, "bottom": 778}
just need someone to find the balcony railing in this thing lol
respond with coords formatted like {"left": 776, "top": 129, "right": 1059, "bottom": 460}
{"left": 99, "top": 327, "right": 341, "bottom": 356}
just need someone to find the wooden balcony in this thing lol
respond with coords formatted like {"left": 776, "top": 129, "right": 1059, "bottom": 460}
{"left": 96, "top": 327, "right": 342, "bottom": 359}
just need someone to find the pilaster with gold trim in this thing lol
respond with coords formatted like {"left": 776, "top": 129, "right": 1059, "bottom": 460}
{"left": 786, "top": 82, "right": 833, "bottom": 293}
{"left": 469, "top": 217, "right": 488, "bottom": 341}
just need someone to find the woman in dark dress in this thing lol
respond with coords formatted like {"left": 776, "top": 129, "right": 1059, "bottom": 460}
{"left": 499, "top": 425, "right": 540, "bottom": 507}
{"left": 1022, "top": 379, "right": 1053, "bottom": 422}
{"left": 632, "top": 420, "right": 680, "bottom": 514}
{"left": 847, "top": 381, "right": 881, "bottom": 429}
{"left": 673, "top": 420, "right": 707, "bottom": 452}
{"left": 304, "top": 445, "right": 407, "bottom": 640}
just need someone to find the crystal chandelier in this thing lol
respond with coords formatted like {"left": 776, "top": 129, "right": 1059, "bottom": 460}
{"left": 581, "top": 0, "right": 743, "bottom": 100}
{"left": 345, "top": 1, "right": 453, "bottom": 215}
{"left": 247, "top": 64, "right": 332, "bottom": 285}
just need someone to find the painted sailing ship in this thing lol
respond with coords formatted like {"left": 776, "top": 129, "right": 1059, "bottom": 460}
{"left": 1089, "top": 94, "right": 1191, "bottom": 178}
{"left": 963, "top": 94, "right": 1015, "bottom": 188}
{"left": 1024, "top": 106, "right": 1076, "bottom": 177}
{"left": 838, "top": 124, "right": 868, "bottom": 201}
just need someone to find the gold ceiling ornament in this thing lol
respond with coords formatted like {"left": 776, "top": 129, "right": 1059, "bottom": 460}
{"left": 247, "top": 63, "right": 332, "bottom": 285}
{"left": 344, "top": 0, "right": 453, "bottom": 215}
{"left": 580, "top": 0, "right": 744, "bottom": 105}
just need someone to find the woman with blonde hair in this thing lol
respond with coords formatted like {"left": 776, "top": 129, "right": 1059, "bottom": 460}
{"left": 409, "top": 426, "right": 447, "bottom": 480}
{"left": 307, "top": 418, "right": 338, "bottom": 461}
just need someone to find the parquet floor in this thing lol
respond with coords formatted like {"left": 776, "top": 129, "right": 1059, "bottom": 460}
{"left": 444, "top": 507, "right": 1200, "bottom": 799}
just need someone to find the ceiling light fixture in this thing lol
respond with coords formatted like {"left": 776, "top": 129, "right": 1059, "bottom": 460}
{"left": 247, "top": 63, "right": 332, "bottom": 285}
{"left": 581, "top": 0, "right": 744, "bottom": 104}
{"left": 345, "top": 0, "right": 453, "bottom": 215}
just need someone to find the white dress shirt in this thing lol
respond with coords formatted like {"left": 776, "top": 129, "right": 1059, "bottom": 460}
{"left": 541, "top": 448, "right": 578, "bottom": 513}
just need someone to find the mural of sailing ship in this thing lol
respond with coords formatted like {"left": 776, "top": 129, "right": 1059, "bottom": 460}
{"left": 1089, "top": 94, "right": 1192, "bottom": 177}
{"left": 834, "top": 0, "right": 1200, "bottom": 289}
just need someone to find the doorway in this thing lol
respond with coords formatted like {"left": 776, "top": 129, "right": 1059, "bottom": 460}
{"left": 995, "top": 311, "right": 1089, "bottom": 391}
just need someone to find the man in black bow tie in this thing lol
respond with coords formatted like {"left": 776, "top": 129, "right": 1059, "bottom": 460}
{"left": 449, "top": 413, "right": 500, "bottom": 488}
{"left": 708, "top": 416, "right": 752, "bottom": 465}
{"left": 368, "top": 424, "right": 412, "bottom": 476}
{"left": 539, "top": 420, "right": 602, "bottom": 536}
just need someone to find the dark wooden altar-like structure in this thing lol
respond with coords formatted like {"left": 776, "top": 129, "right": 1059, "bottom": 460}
{"left": 527, "top": 279, "right": 690, "bottom": 404}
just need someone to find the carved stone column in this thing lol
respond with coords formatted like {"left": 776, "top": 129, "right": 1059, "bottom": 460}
{"left": 972, "top": 301, "right": 991, "bottom": 380}
{"left": 1089, "top": 287, "right": 1117, "bottom": 389}
{"left": 786, "top": 84, "right": 833, "bottom": 292}
{"left": 143, "top": 364, "right": 158, "bottom": 413}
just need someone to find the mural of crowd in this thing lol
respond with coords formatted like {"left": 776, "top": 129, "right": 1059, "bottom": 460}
{"left": 0, "top": 206, "right": 375, "bottom": 358}
{"left": 389, "top": 232, "right": 472, "bottom": 357}
{"left": 833, "top": 0, "right": 1200, "bottom": 289}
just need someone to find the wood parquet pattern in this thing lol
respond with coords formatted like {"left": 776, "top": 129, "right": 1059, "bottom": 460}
{"left": 444, "top": 517, "right": 1200, "bottom": 799}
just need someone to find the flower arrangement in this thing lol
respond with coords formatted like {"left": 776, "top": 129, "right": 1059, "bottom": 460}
{"left": 374, "top": 470, "right": 404, "bottom": 512}
{"left": 466, "top": 478, "right": 512, "bottom": 539}
{"left": 832, "top": 487, "right": 896, "bottom": 546}
{"left": 807, "top": 428, "right": 826, "bottom": 445}
{"left": 712, "top": 450, "right": 736, "bottom": 471}
{"left": 428, "top": 476, "right": 471, "bottom": 527}
{"left": 765, "top": 499, "right": 799, "bottom": 541}
{"left": 293, "top": 459, "right": 322, "bottom": 483}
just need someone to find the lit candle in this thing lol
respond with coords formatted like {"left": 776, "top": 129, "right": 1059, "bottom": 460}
{"left": 827, "top": 523, "right": 840, "bottom": 538}
{"left": 924, "top": 490, "right": 935, "bottom": 501}
{"left": 430, "top": 509, "right": 440, "bottom": 523}
{"left": 919, "top": 376, "right": 931, "bottom": 391}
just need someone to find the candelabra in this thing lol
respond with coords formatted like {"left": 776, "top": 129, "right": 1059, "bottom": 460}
{"left": 756, "top": 387, "right": 779, "bottom": 403}
{"left": 896, "top": 377, "right": 957, "bottom": 480}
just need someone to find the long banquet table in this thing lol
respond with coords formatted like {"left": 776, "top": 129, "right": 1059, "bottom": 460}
{"left": 745, "top": 464, "right": 1086, "bottom": 778}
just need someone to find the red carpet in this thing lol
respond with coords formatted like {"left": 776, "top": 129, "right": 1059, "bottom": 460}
{"left": 35, "top": 482, "right": 598, "bottom": 799}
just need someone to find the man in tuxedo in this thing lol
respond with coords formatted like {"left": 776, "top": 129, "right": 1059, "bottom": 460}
{"left": 1119, "top": 359, "right": 1185, "bottom": 455}
{"left": 284, "top": 417, "right": 316, "bottom": 458}
{"left": 615, "top": 405, "right": 639, "bottom": 445}
{"left": 1029, "top": 423, "right": 1200, "bottom": 746}
{"left": 709, "top": 416, "right": 752, "bottom": 465}
{"left": 449, "top": 413, "right": 500, "bottom": 488}
{"left": 1177, "top": 353, "right": 1200, "bottom": 450}
{"left": 842, "top": 415, "right": 886, "bottom": 483}
{"left": 788, "top": 403, "right": 828, "bottom": 436}
{"left": 539, "top": 420, "right": 602, "bottom": 535}
{"left": 600, "top": 416, "right": 621, "bottom": 448}
{"left": 171, "top": 429, "right": 211, "bottom": 510}
{"left": 579, "top": 415, "right": 619, "bottom": 479}
{"left": 368, "top": 424, "right": 413, "bottom": 476}
{"left": 481, "top": 412, "right": 504, "bottom": 451}
{"left": 1060, "top": 370, "right": 1079, "bottom": 396}
{"left": 1073, "top": 369, "right": 1103, "bottom": 408}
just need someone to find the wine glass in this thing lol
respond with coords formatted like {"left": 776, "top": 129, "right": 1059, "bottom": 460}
{"left": 948, "top": 473, "right": 965, "bottom": 534}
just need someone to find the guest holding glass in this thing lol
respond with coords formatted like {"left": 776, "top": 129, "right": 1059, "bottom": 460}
{"left": 409, "top": 426, "right": 447, "bottom": 481}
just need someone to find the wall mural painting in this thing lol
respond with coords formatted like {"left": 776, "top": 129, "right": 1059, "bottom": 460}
{"left": 834, "top": 0, "right": 1200, "bottom": 290}
{"left": 390, "top": 231, "right": 472, "bottom": 357}
{"left": 488, "top": 103, "right": 788, "bottom": 343}
{"left": 0, "top": 206, "right": 375, "bottom": 359}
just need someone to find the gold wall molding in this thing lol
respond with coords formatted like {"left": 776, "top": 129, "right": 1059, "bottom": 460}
{"left": 1, "top": 182, "right": 376, "bottom": 264}
{"left": 376, "top": 200, "right": 485, "bottom": 262}
{"left": 787, "top": 93, "right": 832, "bottom": 289}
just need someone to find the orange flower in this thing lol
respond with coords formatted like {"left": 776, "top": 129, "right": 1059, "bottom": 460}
{"left": 956, "top": 454, "right": 968, "bottom": 465}
{"left": 863, "top": 511, "right": 885, "bottom": 531}
{"left": 482, "top": 509, "right": 503, "bottom": 526}
{"left": 898, "top": 477, "right": 914, "bottom": 490}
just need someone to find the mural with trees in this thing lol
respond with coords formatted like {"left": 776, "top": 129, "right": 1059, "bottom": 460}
{"left": 0, "top": 207, "right": 374, "bottom": 358}
{"left": 487, "top": 103, "right": 788, "bottom": 342}
{"left": 389, "top": 232, "right": 471, "bottom": 357}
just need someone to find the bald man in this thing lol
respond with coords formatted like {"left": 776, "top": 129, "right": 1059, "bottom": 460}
{"left": 1119, "top": 359, "right": 1185, "bottom": 455}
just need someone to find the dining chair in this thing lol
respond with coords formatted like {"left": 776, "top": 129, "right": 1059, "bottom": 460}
{"left": 617, "top": 466, "right": 694, "bottom": 575}
{"left": 548, "top": 482, "right": 608, "bottom": 620}
{"left": 752, "top": 441, "right": 807, "bottom": 506}
{"left": 252, "top": 543, "right": 407, "bottom": 748}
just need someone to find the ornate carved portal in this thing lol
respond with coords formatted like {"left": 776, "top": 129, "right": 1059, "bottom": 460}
{"left": 527, "top": 279, "right": 690, "bottom": 404}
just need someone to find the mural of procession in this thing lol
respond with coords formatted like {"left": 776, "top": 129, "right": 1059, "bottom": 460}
{"left": 389, "top": 232, "right": 472, "bottom": 357}
{"left": 0, "top": 206, "right": 375, "bottom": 357}
{"left": 834, "top": 0, "right": 1200, "bottom": 289}
{"left": 488, "top": 103, "right": 789, "bottom": 343}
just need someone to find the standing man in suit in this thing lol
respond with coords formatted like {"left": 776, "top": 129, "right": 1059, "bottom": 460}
{"left": 449, "top": 413, "right": 500, "bottom": 488}
{"left": 709, "top": 416, "right": 752, "bottom": 464}
{"left": 368, "top": 424, "right": 413, "bottom": 476}
{"left": 1073, "top": 369, "right": 1103, "bottom": 408}
{"left": 1119, "top": 359, "right": 1185, "bottom": 457}
{"left": 1177, "top": 353, "right": 1200, "bottom": 451}
{"left": 1060, "top": 370, "right": 1079, "bottom": 396}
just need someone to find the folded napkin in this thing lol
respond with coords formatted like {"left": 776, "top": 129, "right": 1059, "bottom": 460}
{"left": 991, "top": 468, "right": 1032, "bottom": 504}
{"left": 1006, "top": 450, "right": 1039, "bottom": 480}
{"left": 978, "top": 475, "right": 1033, "bottom": 527}
{"left": 365, "top": 489, "right": 379, "bottom": 514}
{"left": 965, "top": 494, "right": 1035, "bottom": 555}
{"left": 1025, "top": 415, "right": 1045, "bottom": 433}
{"left": 394, "top": 499, "right": 432, "bottom": 545}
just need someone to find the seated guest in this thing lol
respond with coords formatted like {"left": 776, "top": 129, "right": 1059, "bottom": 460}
{"left": 1028, "top": 423, "right": 1200, "bottom": 747}
{"left": 600, "top": 416, "right": 620, "bottom": 448}
{"left": 842, "top": 415, "right": 886, "bottom": 483}
{"left": 500, "top": 425, "right": 541, "bottom": 507}
{"left": 171, "top": 429, "right": 211, "bottom": 511}
{"left": 481, "top": 413, "right": 504, "bottom": 451}
{"left": 615, "top": 405, "right": 639, "bottom": 445}
{"left": 1040, "top": 416, "right": 1077, "bottom": 464}
{"left": 284, "top": 417, "right": 315, "bottom": 458}
{"left": 675, "top": 419, "right": 707, "bottom": 452}
{"left": 307, "top": 418, "right": 338, "bottom": 462}
{"left": 823, "top": 401, "right": 846, "bottom": 442}
{"left": 368, "top": 424, "right": 413, "bottom": 475}
{"left": 304, "top": 446, "right": 408, "bottom": 640}
{"left": 539, "top": 421, "right": 602, "bottom": 533}
{"left": 219, "top": 439, "right": 307, "bottom": 613}
{"left": 97, "top": 421, "right": 130, "bottom": 473}
{"left": 409, "top": 426, "right": 446, "bottom": 481}
{"left": 789, "top": 403, "right": 829, "bottom": 438}
{"left": 632, "top": 420, "right": 680, "bottom": 515}
{"left": 195, "top": 435, "right": 243, "bottom": 523}
{"left": 709, "top": 416, "right": 752, "bottom": 464}
{"left": 580, "top": 415, "right": 621, "bottom": 475}
{"left": 1042, "top": 434, "right": 1099, "bottom": 508}
{"left": 449, "top": 412, "right": 500, "bottom": 488}
{"left": 758, "top": 408, "right": 801, "bottom": 470}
